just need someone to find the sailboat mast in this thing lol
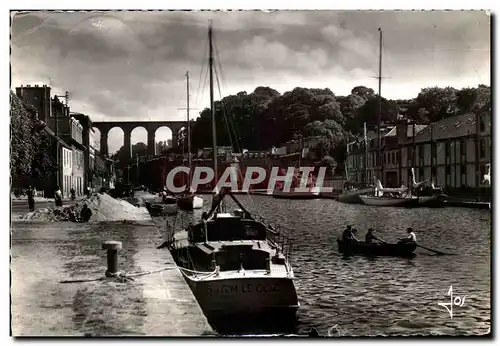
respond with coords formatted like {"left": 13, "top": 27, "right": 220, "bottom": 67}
{"left": 364, "top": 122, "right": 368, "bottom": 185}
{"left": 186, "top": 71, "right": 192, "bottom": 188}
{"left": 209, "top": 22, "right": 218, "bottom": 191}
{"left": 377, "top": 27, "right": 383, "bottom": 185}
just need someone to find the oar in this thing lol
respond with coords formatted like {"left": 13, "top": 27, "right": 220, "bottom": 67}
{"left": 416, "top": 244, "right": 451, "bottom": 255}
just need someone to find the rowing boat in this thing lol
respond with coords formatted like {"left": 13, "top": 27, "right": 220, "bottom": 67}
{"left": 337, "top": 239, "right": 417, "bottom": 257}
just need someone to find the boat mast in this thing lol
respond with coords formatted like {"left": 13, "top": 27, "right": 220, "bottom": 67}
{"left": 364, "top": 122, "right": 368, "bottom": 185}
{"left": 377, "top": 27, "right": 383, "bottom": 186}
{"left": 209, "top": 21, "right": 219, "bottom": 197}
{"left": 186, "top": 71, "right": 192, "bottom": 189}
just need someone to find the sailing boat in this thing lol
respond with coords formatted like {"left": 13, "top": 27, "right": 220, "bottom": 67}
{"left": 358, "top": 28, "right": 413, "bottom": 207}
{"left": 409, "top": 167, "right": 447, "bottom": 207}
{"left": 168, "top": 22, "right": 299, "bottom": 318}
{"left": 359, "top": 177, "right": 418, "bottom": 207}
{"left": 338, "top": 122, "right": 374, "bottom": 204}
{"left": 177, "top": 71, "right": 204, "bottom": 210}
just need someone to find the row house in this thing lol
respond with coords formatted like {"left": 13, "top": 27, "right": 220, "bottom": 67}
{"left": 346, "top": 125, "right": 414, "bottom": 187}
{"left": 346, "top": 108, "right": 492, "bottom": 190}
{"left": 15, "top": 84, "right": 94, "bottom": 197}
{"left": 400, "top": 109, "right": 491, "bottom": 189}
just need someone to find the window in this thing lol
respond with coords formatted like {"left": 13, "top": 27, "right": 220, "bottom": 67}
{"left": 431, "top": 167, "right": 437, "bottom": 179}
{"left": 408, "top": 168, "right": 412, "bottom": 183}
{"left": 480, "top": 139, "right": 486, "bottom": 159}
{"left": 480, "top": 164, "right": 487, "bottom": 179}
{"left": 460, "top": 140, "right": 466, "bottom": 156}
{"left": 480, "top": 116, "right": 485, "bottom": 132}
{"left": 419, "top": 145, "right": 424, "bottom": 160}
{"left": 461, "top": 164, "right": 467, "bottom": 175}
{"left": 407, "top": 147, "right": 413, "bottom": 163}
{"left": 419, "top": 168, "right": 424, "bottom": 179}
{"left": 431, "top": 142, "right": 437, "bottom": 161}
{"left": 445, "top": 165, "right": 451, "bottom": 175}
{"left": 445, "top": 142, "right": 450, "bottom": 158}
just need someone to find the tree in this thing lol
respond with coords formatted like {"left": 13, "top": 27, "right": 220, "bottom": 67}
{"left": 456, "top": 85, "right": 491, "bottom": 114}
{"left": 338, "top": 94, "right": 366, "bottom": 131}
{"left": 31, "top": 132, "right": 58, "bottom": 183}
{"left": 318, "top": 155, "right": 336, "bottom": 174}
{"left": 409, "top": 86, "right": 459, "bottom": 122}
{"left": 349, "top": 97, "right": 399, "bottom": 132}
{"left": 183, "top": 82, "right": 489, "bottom": 177}
{"left": 111, "top": 142, "right": 148, "bottom": 167}
{"left": 351, "top": 86, "right": 376, "bottom": 101}
{"left": 10, "top": 92, "right": 46, "bottom": 184}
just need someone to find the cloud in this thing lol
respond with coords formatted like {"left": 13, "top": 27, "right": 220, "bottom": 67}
{"left": 11, "top": 10, "right": 490, "bottom": 152}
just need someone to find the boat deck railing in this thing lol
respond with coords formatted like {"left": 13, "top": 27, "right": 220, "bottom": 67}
{"left": 266, "top": 224, "right": 293, "bottom": 261}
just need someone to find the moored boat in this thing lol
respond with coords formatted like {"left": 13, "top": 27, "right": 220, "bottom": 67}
{"left": 337, "top": 239, "right": 417, "bottom": 257}
{"left": 338, "top": 186, "right": 374, "bottom": 204}
{"left": 359, "top": 194, "right": 417, "bottom": 207}
{"left": 162, "top": 195, "right": 177, "bottom": 204}
{"left": 177, "top": 194, "right": 204, "bottom": 210}
{"left": 417, "top": 194, "right": 447, "bottom": 207}
{"left": 272, "top": 186, "right": 321, "bottom": 199}
{"left": 168, "top": 23, "right": 299, "bottom": 321}
{"left": 170, "top": 189, "right": 299, "bottom": 316}
{"left": 176, "top": 70, "right": 204, "bottom": 211}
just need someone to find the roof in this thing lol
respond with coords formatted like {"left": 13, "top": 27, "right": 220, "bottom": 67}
{"left": 384, "top": 124, "right": 427, "bottom": 138}
{"left": 405, "top": 112, "right": 490, "bottom": 144}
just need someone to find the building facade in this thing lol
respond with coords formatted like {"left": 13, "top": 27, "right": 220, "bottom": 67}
{"left": 346, "top": 109, "right": 492, "bottom": 190}
{"left": 15, "top": 85, "right": 95, "bottom": 197}
{"left": 400, "top": 110, "right": 491, "bottom": 189}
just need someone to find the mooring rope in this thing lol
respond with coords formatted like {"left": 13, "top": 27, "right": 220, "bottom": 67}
{"left": 60, "top": 264, "right": 218, "bottom": 284}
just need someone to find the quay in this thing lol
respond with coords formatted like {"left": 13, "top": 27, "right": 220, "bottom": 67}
{"left": 10, "top": 216, "right": 213, "bottom": 336}
{"left": 444, "top": 199, "right": 491, "bottom": 210}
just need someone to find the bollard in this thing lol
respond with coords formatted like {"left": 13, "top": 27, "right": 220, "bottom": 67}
{"left": 102, "top": 240, "right": 122, "bottom": 277}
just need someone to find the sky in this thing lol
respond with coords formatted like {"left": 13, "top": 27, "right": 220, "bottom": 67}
{"left": 11, "top": 10, "right": 491, "bottom": 154}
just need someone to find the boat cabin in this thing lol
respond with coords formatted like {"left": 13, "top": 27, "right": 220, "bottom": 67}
{"left": 188, "top": 213, "right": 268, "bottom": 243}
{"left": 182, "top": 211, "right": 287, "bottom": 272}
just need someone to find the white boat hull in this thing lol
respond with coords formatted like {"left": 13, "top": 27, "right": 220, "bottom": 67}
{"left": 272, "top": 186, "right": 320, "bottom": 199}
{"left": 360, "top": 195, "right": 417, "bottom": 207}
{"left": 181, "top": 273, "right": 299, "bottom": 316}
{"left": 338, "top": 187, "right": 374, "bottom": 204}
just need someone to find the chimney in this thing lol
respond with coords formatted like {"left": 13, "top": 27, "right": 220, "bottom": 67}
{"left": 396, "top": 119, "right": 408, "bottom": 145}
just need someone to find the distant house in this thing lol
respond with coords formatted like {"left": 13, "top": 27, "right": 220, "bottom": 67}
{"left": 345, "top": 108, "right": 491, "bottom": 189}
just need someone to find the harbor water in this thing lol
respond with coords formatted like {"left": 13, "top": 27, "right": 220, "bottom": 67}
{"left": 152, "top": 195, "right": 491, "bottom": 336}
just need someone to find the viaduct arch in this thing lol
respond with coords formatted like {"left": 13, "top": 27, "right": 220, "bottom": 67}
{"left": 92, "top": 121, "right": 185, "bottom": 160}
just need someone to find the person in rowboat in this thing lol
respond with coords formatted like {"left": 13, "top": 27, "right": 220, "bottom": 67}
{"left": 342, "top": 225, "right": 352, "bottom": 241}
{"left": 342, "top": 226, "right": 359, "bottom": 244}
{"left": 365, "top": 228, "right": 383, "bottom": 244}
{"left": 399, "top": 227, "right": 417, "bottom": 244}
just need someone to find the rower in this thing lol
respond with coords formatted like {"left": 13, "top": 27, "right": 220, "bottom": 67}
{"left": 365, "top": 228, "right": 379, "bottom": 244}
{"left": 399, "top": 227, "right": 417, "bottom": 244}
{"left": 350, "top": 228, "right": 360, "bottom": 243}
{"left": 342, "top": 225, "right": 352, "bottom": 241}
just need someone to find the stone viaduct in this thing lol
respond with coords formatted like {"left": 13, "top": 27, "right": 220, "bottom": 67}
{"left": 92, "top": 121, "right": 185, "bottom": 160}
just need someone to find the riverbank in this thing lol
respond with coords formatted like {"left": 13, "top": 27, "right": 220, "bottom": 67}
{"left": 11, "top": 217, "right": 213, "bottom": 336}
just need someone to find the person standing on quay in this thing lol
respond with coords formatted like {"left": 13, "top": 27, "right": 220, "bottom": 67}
{"left": 27, "top": 186, "right": 35, "bottom": 212}
{"left": 55, "top": 187, "right": 63, "bottom": 207}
